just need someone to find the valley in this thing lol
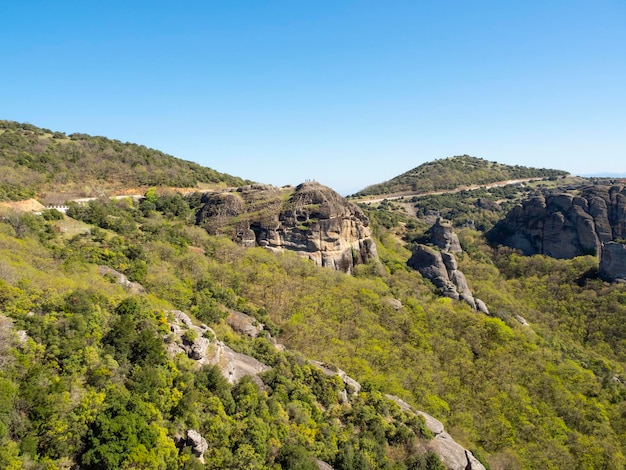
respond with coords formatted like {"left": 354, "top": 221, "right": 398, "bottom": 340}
{"left": 1, "top": 121, "right": 626, "bottom": 469}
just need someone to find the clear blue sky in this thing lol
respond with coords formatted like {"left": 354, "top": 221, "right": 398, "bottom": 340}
{"left": 2, "top": 1, "right": 625, "bottom": 194}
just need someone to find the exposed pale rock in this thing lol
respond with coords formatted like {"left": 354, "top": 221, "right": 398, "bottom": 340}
{"left": 166, "top": 310, "right": 270, "bottom": 386}
{"left": 226, "top": 310, "right": 264, "bottom": 337}
{"left": 195, "top": 182, "right": 378, "bottom": 273}
{"left": 599, "top": 242, "right": 626, "bottom": 281}
{"left": 315, "top": 459, "right": 334, "bottom": 470}
{"left": 98, "top": 266, "right": 146, "bottom": 294}
{"left": 384, "top": 298, "right": 403, "bottom": 310}
{"left": 385, "top": 395, "right": 486, "bottom": 470}
{"left": 310, "top": 360, "right": 361, "bottom": 395}
{"left": 186, "top": 429, "right": 208, "bottom": 462}
{"left": 515, "top": 315, "right": 529, "bottom": 326}
{"left": 475, "top": 299, "right": 490, "bottom": 315}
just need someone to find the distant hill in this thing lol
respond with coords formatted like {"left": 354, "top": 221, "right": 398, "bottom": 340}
{"left": 353, "top": 155, "right": 568, "bottom": 197}
{"left": 0, "top": 120, "right": 250, "bottom": 201}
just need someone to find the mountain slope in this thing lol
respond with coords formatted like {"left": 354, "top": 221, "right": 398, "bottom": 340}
{"left": 0, "top": 120, "right": 250, "bottom": 201}
{"left": 353, "top": 155, "right": 567, "bottom": 197}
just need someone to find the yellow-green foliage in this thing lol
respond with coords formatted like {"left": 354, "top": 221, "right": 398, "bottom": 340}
{"left": 2, "top": 194, "right": 626, "bottom": 469}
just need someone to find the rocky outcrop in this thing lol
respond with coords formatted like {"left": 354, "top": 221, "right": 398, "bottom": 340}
{"left": 186, "top": 429, "right": 208, "bottom": 463}
{"left": 429, "top": 218, "right": 462, "bottom": 253}
{"left": 195, "top": 182, "right": 378, "bottom": 273}
{"left": 226, "top": 310, "right": 264, "bottom": 337}
{"left": 166, "top": 310, "right": 270, "bottom": 387}
{"left": 386, "top": 395, "right": 486, "bottom": 470}
{"left": 310, "top": 360, "right": 362, "bottom": 401}
{"left": 488, "top": 185, "right": 626, "bottom": 259}
{"left": 407, "top": 244, "right": 488, "bottom": 314}
{"left": 98, "top": 266, "right": 146, "bottom": 294}
{"left": 599, "top": 242, "right": 626, "bottom": 281}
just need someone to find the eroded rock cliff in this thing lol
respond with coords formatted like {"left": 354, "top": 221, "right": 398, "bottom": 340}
{"left": 488, "top": 185, "right": 626, "bottom": 259}
{"left": 195, "top": 182, "right": 378, "bottom": 272}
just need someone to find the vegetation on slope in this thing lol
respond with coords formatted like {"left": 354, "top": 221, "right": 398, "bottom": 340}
{"left": 1, "top": 191, "right": 626, "bottom": 469}
{"left": 353, "top": 155, "right": 567, "bottom": 197}
{"left": 0, "top": 195, "right": 445, "bottom": 469}
{"left": 0, "top": 120, "right": 250, "bottom": 201}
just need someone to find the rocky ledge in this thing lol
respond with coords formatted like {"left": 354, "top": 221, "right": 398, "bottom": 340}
{"left": 195, "top": 182, "right": 378, "bottom": 272}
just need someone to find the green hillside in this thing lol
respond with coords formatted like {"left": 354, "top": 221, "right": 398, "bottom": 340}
{"left": 0, "top": 189, "right": 624, "bottom": 468}
{"left": 1, "top": 124, "right": 625, "bottom": 469}
{"left": 353, "top": 155, "right": 567, "bottom": 197}
{"left": 0, "top": 120, "right": 250, "bottom": 201}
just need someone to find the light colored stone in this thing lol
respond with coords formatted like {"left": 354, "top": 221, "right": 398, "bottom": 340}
{"left": 196, "top": 182, "right": 378, "bottom": 273}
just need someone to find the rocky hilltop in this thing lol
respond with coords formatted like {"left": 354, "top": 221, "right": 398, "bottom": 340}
{"left": 196, "top": 181, "right": 378, "bottom": 272}
{"left": 488, "top": 185, "right": 626, "bottom": 258}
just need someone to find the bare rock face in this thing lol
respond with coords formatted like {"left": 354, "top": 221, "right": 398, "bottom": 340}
{"left": 98, "top": 266, "right": 146, "bottom": 294}
{"left": 599, "top": 242, "right": 626, "bottom": 281}
{"left": 386, "top": 395, "right": 486, "bottom": 470}
{"left": 430, "top": 218, "right": 462, "bottom": 253}
{"left": 186, "top": 429, "right": 208, "bottom": 463}
{"left": 407, "top": 244, "right": 488, "bottom": 313}
{"left": 488, "top": 185, "right": 626, "bottom": 259}
{"left": 166, "top": 310, "right": 270, "bottom": 387}
{"left": 195, "top": 182, "right": 378, "bottom": 273}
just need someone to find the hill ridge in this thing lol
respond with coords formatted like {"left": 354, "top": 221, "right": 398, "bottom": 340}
{"left": 353, "top": 154, "right": 567, "bottom": 197}
{"left": 0, "top": 120, "right": 251, "bottom": 201}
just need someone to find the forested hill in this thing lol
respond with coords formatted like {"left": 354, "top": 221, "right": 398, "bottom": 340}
{"left": 0, "top": 120, "right": 250, "bottom": 201}
{"left": 353, "top": 155, "right": 567, "bottom": 197}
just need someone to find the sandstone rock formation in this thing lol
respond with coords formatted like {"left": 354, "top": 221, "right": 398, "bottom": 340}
{"left": 599, "top": 242, "right": 626, "bottom": 281}
{"left": 386, "top": 395, "right": 486, "bottom": 470}
{"left": 429, "top": 218, "right": 462, "bottom": 253}
{"left": 488, "top": 185, "right": 626, "bottom": 259}
{"left": 166, "top": 310, "right": 270, "bottom": 387}
{"left": 407, "top": 244, "right": 488, "bottom": 314}
{"left": 195, "top": 182, "right": 378, "bottom": 273}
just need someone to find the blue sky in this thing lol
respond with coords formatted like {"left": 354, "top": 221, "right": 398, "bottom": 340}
{"left": 2, "top": 1, "right": 625, "bottom": 194}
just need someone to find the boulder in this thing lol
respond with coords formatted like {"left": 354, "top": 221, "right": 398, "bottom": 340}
{"left": 186, "top": 429, "right": 208, "bottom": 462}
{"left": 226, "top": 310, "right": 264, "bottom": 337}
{"left": 599, "top": 242, "right": 626, "bottom": 281}
{"left": 429, "top": 218, "right": 462, "bottom": 253}
{"left": 407, "top": 244, "right": 485, "bottom": 312}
